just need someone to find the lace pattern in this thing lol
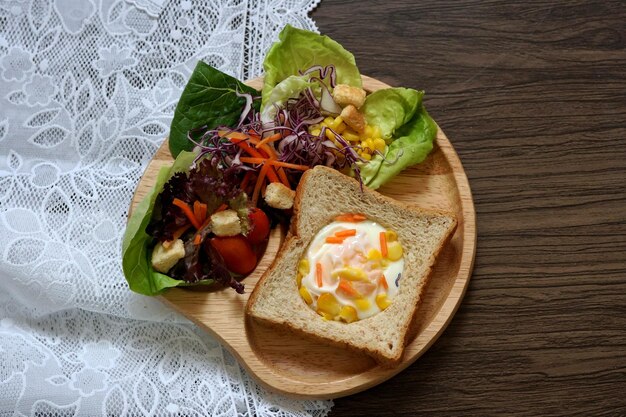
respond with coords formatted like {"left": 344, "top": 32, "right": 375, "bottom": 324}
{"left": 0, "top": 0, "right": 330, "bottom": 415}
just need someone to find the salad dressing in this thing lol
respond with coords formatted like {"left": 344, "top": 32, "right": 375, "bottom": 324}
{"left": 298, "top": 217, "right": 404, "bottom": 322}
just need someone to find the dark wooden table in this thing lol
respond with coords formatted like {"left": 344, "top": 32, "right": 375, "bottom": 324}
{"left": 311, "top": 1, "right": 626, "bottom": 415}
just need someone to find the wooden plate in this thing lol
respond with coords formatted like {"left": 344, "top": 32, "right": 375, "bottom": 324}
{"left": 129, "top": 75, "right": 476, "bottom": 399}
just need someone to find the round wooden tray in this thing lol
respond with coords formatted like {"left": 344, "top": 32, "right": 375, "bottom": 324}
{"left": 129, "top": 76, "right": 476, "bottom": 399}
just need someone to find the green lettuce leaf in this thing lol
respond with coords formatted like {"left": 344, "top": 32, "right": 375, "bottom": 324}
{"left": 260, "top": 75, "right": 314, "bottom": 123}
{"left": 122, "top": 151, "right": 211, "bottom": 295}
{"left": 356, "top": 87, "right": 436, "bottom": 189}
{"left": 168, "top": 61, "right": 260, "bottom": 158}
{"left": 361, "top": 106, "right": 437, "bottom": 190}
{"left": 262, "top": 25, "right": 361, "bottom": 110}
{"left": 361, "top": 88, "right": 423, "bottom": 140}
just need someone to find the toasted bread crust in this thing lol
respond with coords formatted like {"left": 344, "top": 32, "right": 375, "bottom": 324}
{"left": 246, "top": 166, "right": 457, "bottom": 365}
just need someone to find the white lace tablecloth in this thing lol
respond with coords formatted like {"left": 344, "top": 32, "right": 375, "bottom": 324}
{"left": 0, "top": 1, "right": 332, "bottom": 415}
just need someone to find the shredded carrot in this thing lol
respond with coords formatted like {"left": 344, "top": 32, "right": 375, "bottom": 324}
{"left": 335, "top": 213, "right": 367, "bottom": 222}
{"left": 193, "top": 201, "right": 207, "bottom": 224}
{"left": 255, "top": 132, "right": 282, "bottom": 148}
{"left": 239, "top": 157, "right": 309, "bottom": 172}
{"left": 190, "top": 216, "right": 212, "bottom": 244}
{"left": 335, "top": 229, "right": 356, "bottom": 238}
{"left": 240, "top": 171, "right": 253, "bottom": 191}
{"left": 276, "top": 167, "right": 290, "bottom": 188}
{"left": 338, "top": 279, "right": 359, "bottom": 296}
{"left": 259, "top": 143, "right": 278, "bottom": 160}
{"left": 256, "top": 147, "right": 270, "bottom": 158}
{"left": 252, "top": 163, "right": 269, "bottom": 206}
{"left": 162, "top": 225, "right": 191, "bottom": 249}
{"left": 325, "top": 236, "right": 345, "bottom": 244}
{"left": 230, "top": 141, "right": 280, "bottom": 183}
{"left": 316, "top": 263, "right": 323, "bottom": 287}
{"left": 172, "top": 198, "right": 202, "bottom": 229}
{"left": 197, "top": 215, "right": 211, "bottom": 230}
{"left": 380, "top": 231, "right": 388, "bottom": 257}
{"left": 218, "top": 131, "right": 248, "bottom": 140}
{"left": 229, "top": 137, "right": 264, "bottom": 157}
{"left": 379, "top": 275, "right": 389, "bottom": 290}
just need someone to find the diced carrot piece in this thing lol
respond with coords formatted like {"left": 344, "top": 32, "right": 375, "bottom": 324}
{"left": 335, "top": 229, "right": 356, "bottom": 238}
{"left": 193, "top": 234, "right": 202, "bottom": 245}
{"left": 379, "top": 275, "right": 389, "bottom": 290}
{"left": 380, "top": 231, "right": 388, "bottom": 258}
{"left": 334, "top": 213, "right": 367, "bottom": 222}
{"left": 338, "top": 279, "right": 359, "bottom": 297}
{"left": 316, "top": 263, "right": 323, "bottom": 287}
{"left": 325, "top": 236, "right": 345, "bottom": 244}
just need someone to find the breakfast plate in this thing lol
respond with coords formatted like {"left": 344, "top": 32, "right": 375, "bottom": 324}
{"left": 129, "top": 75, "right": 476, "bottom": 399}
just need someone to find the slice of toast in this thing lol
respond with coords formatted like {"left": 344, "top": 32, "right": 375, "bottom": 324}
{"left": 246, "top": 166, "right": 457, "bottom": 365}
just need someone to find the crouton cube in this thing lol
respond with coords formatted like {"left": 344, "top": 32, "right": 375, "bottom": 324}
{"left": 333, "top": 84, "right": 366, "bottom": 108}
{"left": 210, "top": 209, "right": 242, "bottom": 236}
{"left": 151, "top": 239, "right": 185, "bottom": 273}
{"left": 264, "top": 182, "right": 296, "bottom": 209}
{"left": 340, "top": 105, "right": 366, "bottom": 133}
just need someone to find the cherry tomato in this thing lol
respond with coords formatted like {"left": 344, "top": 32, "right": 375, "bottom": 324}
{"left": 247, "top": 208, "right": 270, "bottom": 245}
{"left": 209, "top": 235, "right": 257, "bottom": 275}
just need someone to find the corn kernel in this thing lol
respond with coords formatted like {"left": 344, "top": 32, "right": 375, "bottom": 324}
{"left": 317, "top": 310, "right": 334, "bottom": 320}
{"left": 386, "top": 241, "right": 403, "bottom": 261}
{"left": 381, "top": 259, "right": 389, "bottom": 267}
{"left": 298, "top": 258, "right": 310, "bottom": 276}
{"left": 376, "top": 293, "right": 392, "bottom": 310}
{"left": 364, "top": 125, "right": 374, "bottom": 138}
{"left": 355, "top": 298, "right": 371, "bottom": 311}
{"left": 299, "top": 286, "right": 313, "bottom": 304}
{"left": 324, "top": 116, "right": 334, "bottom": 125}
{"left": 367, "top": 249, "right": 382, "bottom": 261}
{"left": 343, "top": 131, "right": 360, "bottom": 142}
{"left": 330, "top": 116, "right": 343, "bottom": 130}
{"left": 331, "top": 267, "right": 368, "bottom": 282}
{"left": 325, "top": 129, "right": 336, "bottom": 141}
{"left": 360, "top": 153, "right": 372, "bottom": 161}
{"left": 385, "top": 230, "right": 398, "bottom": 242}
{"left": 374, "top": 138, "right": 386, "bottom": 152}
{"left": 339, "top": 305, "right": 358, "bottom": 323}
{"left": 334, "top": 122, "right": 347, "bottom": 134}
{"left": 296, "top": 273, "right": 303, "bottom": 287}
{"left": 317, "top": 293, "right": 341, "bottom": 316}
{"left": 310, "top": 128, "right": 321, "bottom": 136}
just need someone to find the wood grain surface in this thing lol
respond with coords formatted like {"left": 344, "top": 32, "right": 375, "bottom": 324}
{"left": 130, "top": 77, "right": 475, "bottom": 398}
{"left": 310, "top": 0, "right": 626, "bottom": 416}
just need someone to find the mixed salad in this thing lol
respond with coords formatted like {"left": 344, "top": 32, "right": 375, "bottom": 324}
{"left": 122, "top": 25, "right": 437, "bottom": 295}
